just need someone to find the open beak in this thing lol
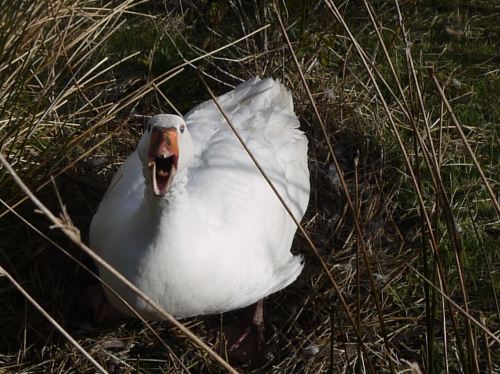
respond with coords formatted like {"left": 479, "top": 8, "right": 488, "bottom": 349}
{"left": 148, "top": 127, "right": 178, "bottom": 196}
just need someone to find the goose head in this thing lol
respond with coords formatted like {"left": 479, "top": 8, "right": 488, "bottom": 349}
{"left": 138, "top": 114, "right": 193, "bottom": 197}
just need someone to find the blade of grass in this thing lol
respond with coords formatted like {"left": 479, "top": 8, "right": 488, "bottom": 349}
{"left": 0, "top": 152, "right": 239, "bottom": 374}
{"left": 406, "top": 263, "right": 500, "bottom": 346}
{"left": 429, "top": 68, "right": 500, "bottom": 218}
{"left": 274, "top": 5, "right": 397, "bottom": 371}
{"left": 0, "top": 134, "right": 112, "bottom": 219}
{"left": 0, "top": 195, "right": 191, "bottom": 373}
{"left": 322, "top": 2, "right": 473, "bottom": 370}
{"left": 394, "top": 2, "right": 478, "bottom": 370}
{"left": 0, "top": 265, "right": 108, "bottom": 374}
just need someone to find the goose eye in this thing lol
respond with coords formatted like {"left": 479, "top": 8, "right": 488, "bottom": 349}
{"left": 180, "top": 124, "right": 185, "bottom": 133}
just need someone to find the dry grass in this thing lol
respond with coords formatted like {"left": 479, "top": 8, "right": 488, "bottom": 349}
{"left": 1, "top": 0, "right": 499, "bottom": 373}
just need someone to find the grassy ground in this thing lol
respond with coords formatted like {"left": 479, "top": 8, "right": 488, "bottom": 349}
{"left": 0, "top": 0, "right": 498, "bottom": 372}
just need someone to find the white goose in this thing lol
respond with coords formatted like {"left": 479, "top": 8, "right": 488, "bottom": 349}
{"left": 89, "top": 77, "right": 310, "bottom": 330}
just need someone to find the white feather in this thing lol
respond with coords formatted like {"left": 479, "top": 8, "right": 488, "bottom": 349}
{"left": 90, "top": 77, "right": 310, "bottom": 319}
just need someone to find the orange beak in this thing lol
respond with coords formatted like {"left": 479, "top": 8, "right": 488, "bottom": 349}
{"left": 148, "top": 127, "right": 178, "bottom": 196}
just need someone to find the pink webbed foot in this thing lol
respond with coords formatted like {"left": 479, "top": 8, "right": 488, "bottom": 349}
{"left": 85, "top": 284, "right": 126, "bottom": 323}
{"left": 221, "top": 300, "right": 266, "bottom": 364}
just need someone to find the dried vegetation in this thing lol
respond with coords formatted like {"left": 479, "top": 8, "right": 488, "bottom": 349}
{"left": 0, "top": 0, "right": 498, "bottom": 373}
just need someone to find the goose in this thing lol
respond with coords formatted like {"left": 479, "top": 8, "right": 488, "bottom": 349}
{"left": 89, "top": 76, "right": 310, "bottom": 353}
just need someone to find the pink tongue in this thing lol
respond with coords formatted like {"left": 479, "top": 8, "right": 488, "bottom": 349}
{"left": 158, "top": 169, "right": 169, "bottom": 177}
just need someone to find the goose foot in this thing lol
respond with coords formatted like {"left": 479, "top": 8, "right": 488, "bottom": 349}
{"left": 85, "top": 284, "right": 125, "bottom": 323}
{"left": 221, "top": 300, "right": 265, "bottom": 364}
